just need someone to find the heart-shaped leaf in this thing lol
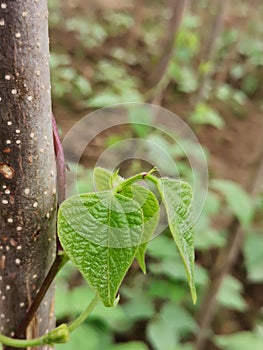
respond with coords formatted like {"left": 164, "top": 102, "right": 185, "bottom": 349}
{"left": 94, "top": 167, "right": 160, "bottom": 273}
{"left": 94, "top": 167, "right": 124, "bottom": 191}
{"left": 58, "top": 191, "right": 143, "bottom": 306}
{"left": 157, "top": 178, "right": 196, "bottom": 303}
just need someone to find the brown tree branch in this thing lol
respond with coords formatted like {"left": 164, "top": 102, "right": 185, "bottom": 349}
{"left": 148, "top": 0, "right": 187, "bottom": 88}
{"left": 193, "top": 0, "right": 228, "bottom": 106}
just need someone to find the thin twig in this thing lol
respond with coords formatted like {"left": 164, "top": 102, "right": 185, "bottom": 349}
{"left": 148, "top": 0, "right": 187, "bottom": 88}
{"left": 193, "top": 0, "right": 228, "bottom": 106}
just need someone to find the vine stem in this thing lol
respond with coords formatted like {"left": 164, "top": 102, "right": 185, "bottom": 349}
{"left": 0, "top": 294, "right": 100, "bottom": 348}
{"left": 145, "top": 173, "right": 159, "bottom": 186}
{"left": 0, "top": 324, "right": 69, "bottom": 348}
{"left": 0, "top": 333, "right": 47, "bottom": 348}
{"left": 68, "top": 294, "right": 100, "bottom": 333}
{"left": 115, "top": 169, "right": 159, "bottom": 193}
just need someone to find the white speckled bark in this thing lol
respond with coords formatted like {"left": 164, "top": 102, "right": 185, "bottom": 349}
{"left": 0, "top": 1, "right": 56, "bottom": 349}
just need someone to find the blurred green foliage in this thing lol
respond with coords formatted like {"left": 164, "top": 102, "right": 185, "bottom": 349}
{"left": 49, "top": 0, "right": 263, "bottom": 123}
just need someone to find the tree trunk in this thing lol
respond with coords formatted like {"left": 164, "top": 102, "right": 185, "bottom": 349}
{"left": 0, "top": 1, "right": 56, "bottom": 349}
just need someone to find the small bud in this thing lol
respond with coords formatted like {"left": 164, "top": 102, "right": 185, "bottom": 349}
{"left": 42, "top": 324, "right": 70, "bottom": 345}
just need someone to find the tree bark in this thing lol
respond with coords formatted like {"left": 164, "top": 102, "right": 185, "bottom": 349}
{"left": 0, "top": 1, "right": 56, "bottom": 349}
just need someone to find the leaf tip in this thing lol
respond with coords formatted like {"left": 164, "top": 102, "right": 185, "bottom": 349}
{"left": 141, "top": 266, "right": 147, "bottom": 275}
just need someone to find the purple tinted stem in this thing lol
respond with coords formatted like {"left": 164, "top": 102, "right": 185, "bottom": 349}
{"left": 52, "top": 114, "right": 66, "bottom": 204}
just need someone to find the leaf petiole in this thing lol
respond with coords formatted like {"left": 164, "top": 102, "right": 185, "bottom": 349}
{"left": 115, "top": 169, "right": 159, "bottom": 193}
{"left": 0, "top": 324, "right": 69, "bottom": 348}
{"left": 0, "top": 333, "right": 48, "bottom": 348}
{"left": 68, "top": 294, "right": 100, "bottom": 333}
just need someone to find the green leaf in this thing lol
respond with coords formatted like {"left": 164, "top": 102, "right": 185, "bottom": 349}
{"left": 147, "top": 318, "right": 178, "bottom": 350}
{"left": 149, "top": 257, "right": 208, "bottom": 288}
{"left": 190, "top": 103, "right": 225, "bottom": 129}
{"left": 92, "top": 299, "right": 131, "bottom": 332}
{"left": 195, "top": 191, "right": 226, "bottom": 250}
{"left": 147, "top": 302, "right": 197, "bottom": 350}
{"left": 93, "top": 167, "right": 124, "bottom": 191}
{"left": 243, "top": 232, "right": 263, "bottom": 282}
{"left": 148, "top": 280, "right": 186, "bottom": 302}
{"left": 123, "top": 296, "right": 155, "bottom": 321}
{"left": 214, "top": 332, "right": 263, "bottom": 350}
{"left": 74, "top": 75, "right": 92, "bottom": 96}
{"left": 121, "top": 184, "right": 160, "bottom": 273}
{"left": 160, "top": 302, "right": 197, "bottom": 336}
{"left": 217, "top": 275, "right": 247, "bottom": 311}
{"left": 87, "top": 92, "right": 121, "bottom": 107}
{"left": 195, "top": 227, "right": 226, "bottom": 250}
{"left": 157, "top": 178, "right": 196, "bottom": 303}
{"left": 210, "top": 179, "right": 253, "bottom": 226}
{"left": 147, "top": 235, "right": 179, "bottom": 259}
{"left": 58, "top": 191, "right": 143, "bottom": 306}
{"left": 93, "top": 167, "right": 160, "bottom": 273}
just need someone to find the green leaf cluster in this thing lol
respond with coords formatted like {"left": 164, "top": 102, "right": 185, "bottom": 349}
{"left": 58, "top": 167, "right": 196, "bottom": 306}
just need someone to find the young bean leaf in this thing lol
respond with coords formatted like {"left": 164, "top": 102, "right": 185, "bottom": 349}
{"left": 58, "top": 191, "right": 143, "bottom": 306}
{"left": 157, "top": 178, "right": 196, "bottom": 303}
{"left": 93, "top": 167, "right": 160, "bottom": 272}
{"left": 93, "top": 167, "right": 124, "bottom": 191}
{"left": 121, "top": 184, "right": 160, "bottom": 273}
